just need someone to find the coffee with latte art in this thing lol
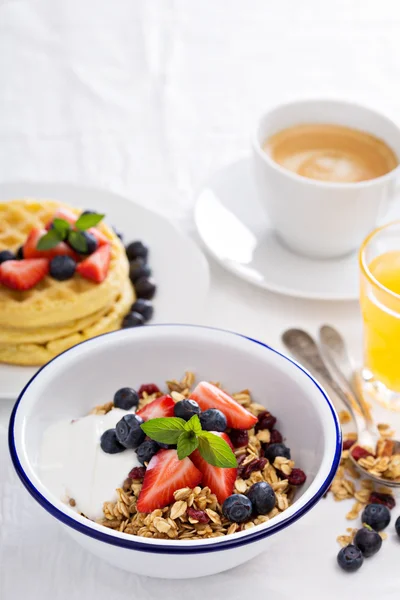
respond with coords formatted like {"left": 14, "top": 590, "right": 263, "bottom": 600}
{"left": 264, "top": 124, "right": 398, "bottom": 183}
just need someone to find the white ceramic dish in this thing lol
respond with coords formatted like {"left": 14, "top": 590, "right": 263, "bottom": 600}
{"left": 195, "top": 158, "right": 363, "bottom": 301}
{"left": 252, "top": 99, "right": 400, "bottom": 259}
{"left": 9, "top": 325, "right": 341, "bottom": 579}
{"left": 0, "top": 183, "right": 209, "bottom": 400}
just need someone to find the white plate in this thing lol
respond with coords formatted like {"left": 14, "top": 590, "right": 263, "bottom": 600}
{"left": 195, "top": 158, "right": 360, "bottom": 302}
{"left": 0, "top": 183, "right": 209, "bottom": 400}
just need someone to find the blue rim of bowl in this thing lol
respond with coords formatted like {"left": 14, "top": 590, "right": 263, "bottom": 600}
{"left": 8, "top": 324, "right": 342, "bottom": 555}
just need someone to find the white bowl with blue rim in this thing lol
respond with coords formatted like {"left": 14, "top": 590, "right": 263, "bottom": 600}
{"left": 9, "top": 325, "right": 341, "bottom": 579}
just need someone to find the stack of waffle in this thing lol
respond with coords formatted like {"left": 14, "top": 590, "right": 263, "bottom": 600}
{"left": 0, "top": 199, "right": 134, "bottom": 365}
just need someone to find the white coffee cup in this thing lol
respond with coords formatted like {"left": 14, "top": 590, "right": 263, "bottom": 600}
{"left": 252, "top": 99, "right": 400, "bottom": 259}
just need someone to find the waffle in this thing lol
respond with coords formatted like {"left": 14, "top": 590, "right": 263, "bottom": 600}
{"left": 0, "top": 278, "right": 134, "bottom": 365}
{"left": 0, "top": 199, "right": 130, "bottom": 328}
{"left": 0, "top": 301, "right": 114, "bottom": 344}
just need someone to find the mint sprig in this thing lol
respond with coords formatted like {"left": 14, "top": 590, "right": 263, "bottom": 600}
{"left": 140, "top": 417, "right": 186, "bottom": 444}
{"left": 36, "top": 229, "right": 65, "bottom": 251}
{"left": 35, "top": 212, "right": 105, "bottom": 252}
{"left": 141, "top": 414, "right": 237, "bottom": 468}
{"left": 177, "top": 431, "right": 199, "bottom": 459}
{"left": 75, "top": 212, "right": 105, "bottom": 230}
{"left": 197, "top": 431, "right": 237, "bottom": 468}
{"left": 68, "top": 230, "right": 88, "bottom": 253}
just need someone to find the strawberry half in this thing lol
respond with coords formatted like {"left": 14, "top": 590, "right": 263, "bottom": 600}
{"left": 76, "top": 244, "right": 110, "bottom": 283}
{"left": 137, "top": 449, "right": 202, "bottom": 513}
{"left": 23, "top": 228, "right": 77, "bottom": 260}
{"left": 0, "top": 258, "right": 49, "bottom": 290}
{"left": 88, "top": 227, "right": 109, "bottom": 247}
{"left": 190, "top": 382, "right": 258, "bottom": 430}
{"left": 190, "top": 432, "right": 237, "bottom": 503}
{"left": 45, "top": 207, "right": 77, "bottom": 230}
{"left": 136, "top": 395, "right": 175, "bottom": 421}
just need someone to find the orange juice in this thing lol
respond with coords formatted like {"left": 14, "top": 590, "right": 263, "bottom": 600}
{"left": 360, "top": 250, "right": 400, "bottom": 392}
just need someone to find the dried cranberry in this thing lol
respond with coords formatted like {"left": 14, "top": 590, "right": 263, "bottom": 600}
{"left": 369, "top": 492, "right": 396, "bottom": 510}
{"left": 255, "top": 411, "right": 277, "bottom": 432}
{"left": 238, "top": 457, "right": 267, "bottom": 479}
{"left": 229, "top": 429, "right": 249, "bottom": 448}
{"left": 187, "top": 507, "right": 210, "bottom": 523}
{"left": 288, "top": 468, "right": 307, "bottom": 486}
{"left": 128, "top": 466, "right": 146, "bottom": 480}
{"left": 138, "top": 383, "right": 160, "bottom": 397}
{"left": 237, "top": 454, "right": 247, "bottom": 466}
{"left": 269, "top": 429, "right": 283, "bottom": 444}
{"left": 343, "top": 439, "right": 356, "bottom": 451}
{"left": 351, "top": 446, "right": 373, "bottom": 461}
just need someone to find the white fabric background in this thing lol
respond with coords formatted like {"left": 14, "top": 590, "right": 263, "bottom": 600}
{"left": 1, "top": 1, "right": 400, "bottom": 598}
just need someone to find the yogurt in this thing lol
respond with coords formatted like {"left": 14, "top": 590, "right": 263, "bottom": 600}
{"left": 39, "top": 408, "right": 141, "bottom": 520}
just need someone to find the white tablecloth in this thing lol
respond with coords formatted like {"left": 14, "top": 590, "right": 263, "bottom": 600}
{"left": 1, "top": 1, "right": 400, "bottom": 598}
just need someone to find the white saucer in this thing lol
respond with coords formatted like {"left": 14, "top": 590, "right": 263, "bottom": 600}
{"left": 0, "top": 183, "right": 210, "bottom": 400}
{"left": 195, "top": 157, "right": 360, "bottom": 302}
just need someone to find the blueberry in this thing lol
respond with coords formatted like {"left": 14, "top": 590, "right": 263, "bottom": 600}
{"left": 157, "top": 442, "right": 176, "bottom": 449}
{"left": 113, "top": 387, "right": 139, "bottom": 410}
{"left": 247, "top": 481, "right": 276, "bottom": 515}
{"left": 115, "top": 414, "right": 145, "bottom": 449}
{"left": 126, "top": 241, "right": 149, "bottom": 262}
{"left": 264, "top": 443, "right": 291, "bottom": 463}
{"left": 122, "top": 311, "right": 145, "bottom": 328}
{"left": 131, "top": 298, "right": 154, "bottom": 322}
{"left": 49, "top": 255, "right": 77, "bottom": 281}
{"left": 100, "top": 429, "right": 125, "bottom": 454}
{"left": 354, "top": 526, "right": 382, "bottom": 557}
{"left": 136, "top": 440, "right": 160, "bottom": 464}
{"left": 134, "top": 277, "right": 157, "bottom": 300}
{"left": 199, "top": 408, "right": 227, "bottom": 432}
{"left": 362, "top": 503, "right": 391, "bottom": 532}
{"left": 0, "top": 250, "right": 15, "bottom": 264}
{"left": 81, "top": 210, "right": 96, "bottom": 216}
{"left": 69, "top": 230, "right": 98, "bottom": 255}
{"left": 337, "top": 544, "right": 364, "bottom": 572}
{"left": 129, "top": 260, "right": 152, "bottom": 284}
{"left": 396, "top": 516, "right": 400, "bottom": 537}
{"left": 16, "top": 246, "right": 24, "bottom": 260}
{"left": 174, "top": 399, "right": 201, "bottom": 421}
{"left": 222, "top": 494, "right": 253, "bottom": 523}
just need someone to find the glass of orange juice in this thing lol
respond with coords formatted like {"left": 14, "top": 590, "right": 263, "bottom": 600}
{"left": 360, "top": 220, "right": 400, "bottom": 409}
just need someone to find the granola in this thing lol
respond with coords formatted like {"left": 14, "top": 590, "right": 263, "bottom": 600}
{"left": 88, "top": 372, "right": 305, "bottom": 540}
{"left": 330, "top": 430, "right": 395, "bottom": 548}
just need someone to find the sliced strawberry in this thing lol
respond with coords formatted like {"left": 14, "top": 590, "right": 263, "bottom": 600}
{"left": 190, "top": 382, "right": 258, "bottom": 430}
{"left": 45, "top": 207, "right": 77, "bottom": 230}
{"left": 76, "top": 244, "right": 110, "bottom": 283}
{"left": 190, "top": 432, "right": 237, "bottom": 504}
{"left": 0, "top": 258, "right": 49, "bottom": 290}
{"left": 137, "top": 449, "right": 202, "bottom": 513}
{"left": 136, "top": 395, "right": 175, "bottom": 421}
{"left": 23, "top": 228, "right": 77, "bottom": 260}
{"left": 88, "top": 227, "right": 109, "bottom": 247}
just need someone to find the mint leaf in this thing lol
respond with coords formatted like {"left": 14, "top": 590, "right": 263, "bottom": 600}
{"left": 177, "top": 431, "right": 198, "bottom": 460}
{"left": 184, "top": 414, "right": 202, "bottom": 435}
{"left": 75, "top": 212, "right": 105, "bottom": 230}
{"left": 68, "top": 230, "right": 88, "bottom": 253}
{"left": 52, "top": 218, "right": 71, "bottom": 240}
{"left": 141, "top": 417, "right": 186, "bottom": 444}
{"left": 36, "top": 229, "right": 63, "bottom": 250}
{"left": 197, "top": 432, "right": 237, "bottom": 468}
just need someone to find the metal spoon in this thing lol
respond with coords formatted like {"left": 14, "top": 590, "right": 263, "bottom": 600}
{"left": 319, "top": 325, "right": 374, "bottom": 426}
{"left": 282, "top": 328, "right": 400, "bottom": 487}
{"left": 319, "top": 324, "right": 400, "bottom": 454}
